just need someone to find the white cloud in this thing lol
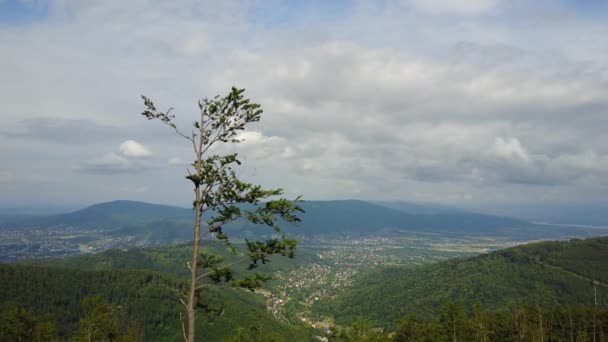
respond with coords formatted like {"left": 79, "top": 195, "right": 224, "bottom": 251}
{"left": 230, "top": 131, "right": 291, "bottom": 161}
{"left": 280, "top": 146, "right": 296, "bottom": 159}
{"left": 208, "top": 41, "right": 608, "bottom": 197}
{"left": 119, "top": 140, "right": 152, "bottom": 158}
{"left": 407, "top": 0, "right": 501, "bottom": 15}
{"left": 168, "top": 157, "right": 189, "bottom": 166}
{"left": 180, "top": 34, "right": 209, "bottom": 55}
{"left": 2, "top": 0, "right": 608, "bottom": 205}
{"left": 474, "top": 139, "right": 608, "bottom": 186}
{"left": 77, "top": 152, "right": 138, "bottom": 174}
{"left": 235, "top": 131, "right": 284, "bottom": 146}
{"left": 492, "top": 137, "right": 530, "bottom": 162}
{"left": 77, "top": 141, "right": 154, "bottom": 174}
{"left": 235, "top": 131, "right": 265, "bottom": 145}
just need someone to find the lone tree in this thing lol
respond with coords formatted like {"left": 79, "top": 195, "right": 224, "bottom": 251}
{"left": 141, "top": 87, "right": 302, "bottom": 342}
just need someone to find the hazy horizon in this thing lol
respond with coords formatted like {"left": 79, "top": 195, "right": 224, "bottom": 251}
{"left": 2, "top": 197, "right": 607, "bottom": 227}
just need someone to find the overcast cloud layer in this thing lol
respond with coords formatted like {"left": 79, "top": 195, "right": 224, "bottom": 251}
{"left": 1, "top": 0, "right": 607, "bottom": 207}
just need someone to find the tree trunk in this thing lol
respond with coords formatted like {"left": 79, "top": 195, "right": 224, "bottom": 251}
{"left": 187, "top": 187, "right": 202, "bottom": 342}
{"left": 569, "top": 311, "right": 574, "bottom": 342}
{"left": 538, "top": 305, "right": 544, "bottom": 342}
{"left": 593, "top": 282, "right": 597, "bottom": 342}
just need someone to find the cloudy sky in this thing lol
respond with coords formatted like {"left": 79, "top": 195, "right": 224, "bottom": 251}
{"left": 1, "top": 0, "right": 607, "bottom": 208}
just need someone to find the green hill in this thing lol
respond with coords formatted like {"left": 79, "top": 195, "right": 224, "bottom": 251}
{"left": 314, "top": 237, "right": 608, "bottom": 328}
{"left": 25, "top": 240, "right": 322, "bottom": 283}
{"left": 0, "top": 263, "right": 313, "bottom": 341}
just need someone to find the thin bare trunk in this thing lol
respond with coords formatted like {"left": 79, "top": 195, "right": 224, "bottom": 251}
{"left": 538, "top": 305, "right": 544, "bottom": 342}
{"left": 186, "top": 188, "right": 202, "bottom": 342}
{"left": 186, "top": 114, "right": 204, "bottom": 342}
{"left": 569, "top": 310, "right": 574, "bottom": 342}
{"left": 593, "top": 282, "right": 597, "bottom": 342}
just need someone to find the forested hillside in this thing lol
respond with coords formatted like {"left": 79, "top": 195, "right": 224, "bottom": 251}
{"left": 330, "top": 304, "right": 608, "bottom": 341}
{"left": 315, "top": 237, "right": 608, "bottom": 328}
{"left": 0, "top": 264, "right": 312, "bottom": 341}
{"left": 4, "top": 236, "right": 608, "bottom": 341}
{"left": 25, "top": 241, "right": 322, "bottom": 282}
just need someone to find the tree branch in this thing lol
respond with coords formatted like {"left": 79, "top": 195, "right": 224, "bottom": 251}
{"left": 198, "top": 214, "right": 236, "bottom": 241}
{"left": 179, "top": 312, "right": 187, "bottom": 342}
{"left": 191, "top": 131, "right": 199, "bottom": 158}
{"left": 195, "top": 258, "right": 249, "bottom": 283}
{"left": 173, "top": 125, "right": 194, "bottom": 144}
{"left": 200, "top": 124, "right": 226, "bottom": 156}
{"left": 206, "top": 214, "right": 245, "bottom": 237}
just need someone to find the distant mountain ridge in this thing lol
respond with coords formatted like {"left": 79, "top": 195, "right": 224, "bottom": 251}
{"left": 473, "top": 203, "right": 608, "bottom": 226}
{"left": 1, "top": 200, "right": 604, "bottom": 241}
{"left": 0, "top": 200, "right": 189, "bottom": 225}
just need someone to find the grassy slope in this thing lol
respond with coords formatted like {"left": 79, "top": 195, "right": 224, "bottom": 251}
{"left": 314, "top": 236, "right": 608, "bottom": 328}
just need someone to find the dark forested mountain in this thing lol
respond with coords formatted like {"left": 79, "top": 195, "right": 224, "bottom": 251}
{"left": 2, "top": 200, "right": 603, "bottom": 241}
{"left": 315, "top": 237, "right": 608, "bottom": 328}
{"left": 61, "top": 200, "right": 191, "bottom": 223}
{"left": 0, "top": 200, "right": 190, "bottom": 226}
{"left": 0, "top": 201, "right": 195, "bottom": 242}
{"left": 372, "top": 200, "right": 465, "bottom": 215}
{"left": 288, "top": 200, "right": 532, "bottom": 237}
